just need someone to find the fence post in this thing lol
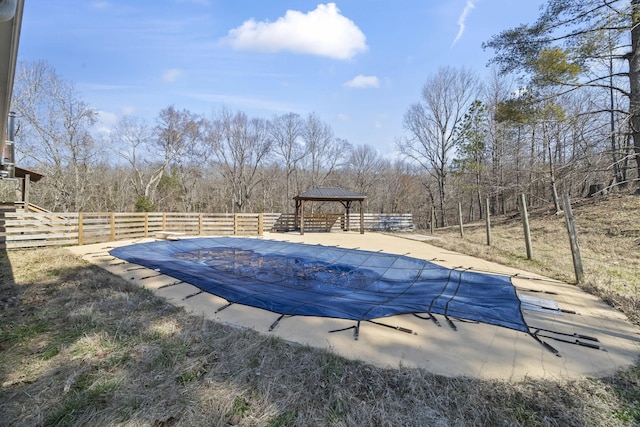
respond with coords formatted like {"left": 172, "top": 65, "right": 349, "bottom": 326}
{"left": 458, "top": 202, "right": 464, "bottom": 238}
{"left": 562, "top": 194, "right": 584, "bottom": 284}
{"left": 485, "top": 198, "right": 492, "bottom": 246}
{"left": 234, "top": 213, "right": 238, "bottom": 235}
{"left": 258, "top": 213, "right": 264, "bottom": 235}
{"left": 110, "top": 212, "right": 116, "bottom": 241}
{"left": 78, "top": 212, "right": 84, "bottom": 246}
{"left": 519, "top": 193, "right": 533, "bottom": 260}
{"left": 144, "top": 213, "right": 149, "bottom": 238}
{"left": 162, "top": 213, "right": 167, "bottom": 231}
{"left": 198, "top": 213, "right": 203, "bottom": 236}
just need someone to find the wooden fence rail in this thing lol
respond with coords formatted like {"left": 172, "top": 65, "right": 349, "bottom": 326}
{"left": 351, "top": 213, "right": 414, "bottom": 232}
{"left": 0, "top": 212, "right": 281, "bottom": 250}
{"left": 0, "top": 211, "right": 413, "bottom": 250}
{"left": 271, "top": 213, "right": 415, "bottom": 233}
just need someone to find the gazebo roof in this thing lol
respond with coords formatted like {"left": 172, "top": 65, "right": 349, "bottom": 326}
{"left": 293, "top": 187, "right": 366, "bottom": 202}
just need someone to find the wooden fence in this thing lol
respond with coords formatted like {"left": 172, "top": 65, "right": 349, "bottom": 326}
{"left": 272, "top": 213, "right": 344, "bottom": 232}
{"left": 271, "top": 213, "right": 414, "bottom": 233}
{"left": 356, "top": 213, "right": 414, "bottom": 232}
{"left": 0, "top": 211, "right": 282, "bottom": 250}
{"left": 0, "top": 211, "right": 413, "bottom": 250}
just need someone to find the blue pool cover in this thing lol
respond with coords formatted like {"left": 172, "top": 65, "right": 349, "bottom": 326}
{"left": 109, "top": 237, "right": 528, "bottom": 332}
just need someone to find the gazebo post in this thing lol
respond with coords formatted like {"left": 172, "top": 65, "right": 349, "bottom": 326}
{"left": 359, "top": 200, "right": 364, "bottom": 234}
{"left": 344, "top": 201, "right": 351, "bottom": 231}
{"left": 22, "top": 174, "right": 30, "bottom": 207}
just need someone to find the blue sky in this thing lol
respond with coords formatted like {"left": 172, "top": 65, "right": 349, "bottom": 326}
{"left": 17, "top": 0, "right": 545, "bottom": 156}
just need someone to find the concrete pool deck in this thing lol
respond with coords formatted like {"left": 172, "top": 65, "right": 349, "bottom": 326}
{"left": 67, "top": 232, "right": 640, "bottom": 380}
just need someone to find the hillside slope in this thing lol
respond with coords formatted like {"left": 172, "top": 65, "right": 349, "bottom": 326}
{"left": 428, "top": 193, "right": 640, "bottom": 324}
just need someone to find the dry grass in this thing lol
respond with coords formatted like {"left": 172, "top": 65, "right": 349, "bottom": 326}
{"left": 1, "top": 195, "right": 640, "bottom": 426}
{"left": 428, "top": 194, "right": 640, "bottom": 324}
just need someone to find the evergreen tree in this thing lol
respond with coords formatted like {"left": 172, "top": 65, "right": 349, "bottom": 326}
{"left": 484, "top": 0, "right": 640, "bottom": 182}
{"left": 453, "top": 100, "right": 488, "bottom": 219}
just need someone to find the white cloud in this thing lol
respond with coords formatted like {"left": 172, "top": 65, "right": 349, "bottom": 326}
{"left": 223, "top": 3, "right": 368, "bottom": 60}
{"left": 90, "top": 1, "right": 110, "bottom": 10}
{"left": 372, "top": 113, "right": 388, "bottom": 129}
{"left": 337, "top": 113, "right": 350, "bottom": 121}
{"left": 121, "top": 106, "right": 136, "bottom": 116}
{"left": 94, "top": 110, "right": 119, "bottom": 136}
{"left": 97, "top": 110, "right": 118, "bottom": 127}
{"left": 343, "top": 74, "right": 380, "bottom": 89}
{"left": 162, "top": 68, "right": 183, "bottom": 83}
{"left": 452, "top": 0, "right": 475, "bottom": 45}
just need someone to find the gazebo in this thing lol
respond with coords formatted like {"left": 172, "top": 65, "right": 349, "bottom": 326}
{"left": 15, "top": 166, "right": 44, "bottom": 208}
{"left": 293, "top": 188, "right": 366, "bottom": 235}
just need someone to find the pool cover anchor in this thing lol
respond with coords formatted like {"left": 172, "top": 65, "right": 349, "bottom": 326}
{"left": 530, "top": 333, "right": 561, "bottom": 357}
{"left": 269, "top": 314, "right": 295, "bottom": 331}
{"left": 367, "top": 319, "right": 415, "bottom": 335}
{"left": 445, "top": 316, "right": 457, "bottom": 331}
{"left": 157, "top": 280, "right": 185, "bottom": 290}
{"left": 529, "top": 325, "right": 603, "bottom": 356}
{"left": 413, "top": 312, "right": 442, "bottom": 327}
{"left": 140, "top": 273, "right": 164, "bottom": 280}
{"left": 535, "top": 333, "right": 606, "bottom": 351}
{"left": 531, "top": 328, "right": 605, "bottom": 351}
{"left": 328, "top": 321, "right": 360, "bottom": 340}
{"left": 531, "top": 327, "right": 599, "bottom": 342}
{"left": 215, "top": 302, "right": 235, "bottom": 313}
{"left": 329, "top": 319, "right": 414, "bottom": 340}
{"left": 183, "top": 290, "right": 204, "bottom": 300}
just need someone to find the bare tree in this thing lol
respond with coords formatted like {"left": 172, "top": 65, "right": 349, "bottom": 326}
{"left": 206, "top": 110, "right": 272, "bottom": 212}
{"left": 111, "top": 115, "right": 161, "bottom": 209}
{"left": 152, "top": 106, "right": 204, "bottom": 211}
{"left": 269, "top": 112, "right": 305, "bottom": 204}
{"left": 300, "top": 113, "right": 351, "bottom": 189}
{"left": 347, "top": 144, "right": 384, "bottom": 195}
{"left": 397, "top": 66, "right": 480, "bottom": 226}
{"left": 90, "top": 163, "right": 136, "bottom": 211}
{"left": 12, "top": 61, "right": 99, "bottom": 211}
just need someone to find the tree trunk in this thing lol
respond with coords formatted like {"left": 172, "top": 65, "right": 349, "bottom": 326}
{"left": 629, "top": 0, "right": 640, "bottom": 181}
{"left": 476, "top": 170, "right": 482, "bottom": 220}
{"left": 529, "top": 124, "right": 536, "bottom": 202}
{"left": 546, "top": 125, "right": 561, "bottom": 213}
{"left": 438, "top": 177, "right": 447, "bottom": 227}
{"left": 609, "top": 55, "right": 623, "bottom": 185}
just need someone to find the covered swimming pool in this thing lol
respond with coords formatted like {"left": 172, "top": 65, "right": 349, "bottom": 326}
{"left": 109, "top": 237, "right": 531, "bottom": 334}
